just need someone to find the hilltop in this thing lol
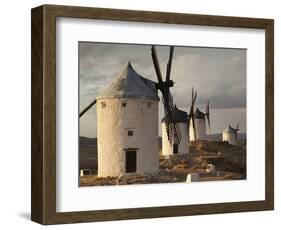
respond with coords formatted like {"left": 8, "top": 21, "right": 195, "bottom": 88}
{"left": 79, "top": 137, "right": 246, "bottom": 186}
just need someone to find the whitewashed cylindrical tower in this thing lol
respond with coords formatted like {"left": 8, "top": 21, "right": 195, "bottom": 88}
{"left": 161, "top": 106, "right": 189, "bottom": 156}
{"left": 222, "top": 125, "right": 237, "bottom": 145}
{"left": 96, "top": 62, "right": 160, "bottom": 177}
{"left": 189, "top": 108, "right": 206, "bottom": 141}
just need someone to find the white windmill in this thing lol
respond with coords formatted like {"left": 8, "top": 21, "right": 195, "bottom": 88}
{"left": 161, "top": 105, "right": 189, "bottom": 156}
{"left": 222, "top": 123, "right": 239, "bottom": 145}
{"left": 80, "top": 46, "right": 182, "bottom": 177}
{"left": 189, "top": 88, "right": 210, "bottom": 141}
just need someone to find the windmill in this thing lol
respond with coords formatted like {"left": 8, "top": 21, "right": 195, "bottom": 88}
{"left": 222, "top": 123, "right": 239, "bottom": 145}
{"left": 79, "top": 46, "right": 181, "bottom": 145}
{"left": 79, "top": 46, "right": 184, "bottom": 176}
{"left": 189, "top": 89, "right": 211, "bottom": 141}
{"left": 80, "top": 61, "right": 161, "bottom": 177}
{"left": 80, "top": 46, "right": 181, "bottom": 145}
{"left": 151, "top": 46, "right": 182, "bottom": 146}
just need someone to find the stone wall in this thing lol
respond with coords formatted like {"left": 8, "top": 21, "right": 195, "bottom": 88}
{"left": 97, "top": 97, "right": 159, "bottom": 177}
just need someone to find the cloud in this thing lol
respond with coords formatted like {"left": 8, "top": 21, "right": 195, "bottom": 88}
{"left": 79, "top": 42, "right": 246, "bottom": 137}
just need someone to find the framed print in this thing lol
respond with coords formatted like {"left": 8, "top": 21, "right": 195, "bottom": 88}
{"left": 31, "top": 4, "right": 274, "bottom": 225}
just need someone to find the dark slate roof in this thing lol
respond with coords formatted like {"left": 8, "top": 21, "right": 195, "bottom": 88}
{"left": 96, "top": 62, "right": 159, "bottom": 101}
{"left": 194, "top": 108, "right": 205, "bottom": 119}
{"left": 161, "top": 105, "right": 188, "bottom": 123}
{"left": 223, "top": 125, "right": 237, "bottom": 134}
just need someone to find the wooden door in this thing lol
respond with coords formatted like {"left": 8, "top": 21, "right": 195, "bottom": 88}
{"left": 125, "top": 151, "right": 137, "bottom": 173}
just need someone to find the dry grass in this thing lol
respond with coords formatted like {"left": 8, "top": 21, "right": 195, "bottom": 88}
{"left": 80, "top": 140, "right": 246, "bottom": 186}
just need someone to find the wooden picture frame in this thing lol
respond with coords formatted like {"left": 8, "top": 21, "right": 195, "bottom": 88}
{"left": 31, "top": 4, "right": 274, "bottom": 225}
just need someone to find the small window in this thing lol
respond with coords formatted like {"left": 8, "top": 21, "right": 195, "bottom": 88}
{"left": 147, "top": 102, "right": 151, "bottom": 108}
{"left": 122, "top": 102, "right": 126, "bottom": 107}
{"left": 128, "top": 130, "right": 133, "bottom": 136}
{"left": 101, "top": 102, "right": 106, "bottom": 108}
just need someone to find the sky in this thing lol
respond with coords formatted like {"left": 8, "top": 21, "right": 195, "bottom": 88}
{"left": 79, "top": 42, "right": 246, "bottom": 138}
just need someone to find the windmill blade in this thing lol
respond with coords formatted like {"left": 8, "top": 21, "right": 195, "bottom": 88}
{"left": 165, "top": 46, "right": 174, "bottom": 81}
{"left": 187, "top": 90, "right": 194, "bottom": 128}
{"left": 79, "top": 99, "right": 96, "bottom": 118}
{"left": 206, "top": 100, "right": 210, "bottom": 115}
{"left": 206, "top": 100, "right": 211, "bottom": 130}
{"left": 192, "top": 91, "right": 197, "bottom": 140}
{"left": 162, "top": 91, "right": 181, "bottom": 145}
{"left": 235, "top": 123, "right": 239, "bottom": 140}
{"left": 187, "top": 100, "right": 194, "bottom": 126}
{"left": 187, "top": 89, "right": 196, "bottom": 124}
{"left": 151, "top": 46, "right": 163, "bottom": 84}
{"left": 190, "top": 90, "right": 197, "bottom": 118}
{"left": 193, "top": 91, "right": 197, "bottom": 104}
{"left": 188, "top": 89, "right": 197, "bottom": 141}
{"left": 151, "top": 45, "right": 181, "bottom": 145}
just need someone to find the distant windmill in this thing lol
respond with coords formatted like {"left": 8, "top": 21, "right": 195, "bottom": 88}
{"left": 189, "top": 88, "right": 211, "bottom": 141}
{"left": 222, "top": 123, "right": 239, "bottom": 145}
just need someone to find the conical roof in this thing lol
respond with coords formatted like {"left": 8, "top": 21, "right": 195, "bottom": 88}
{"left": 96, "top": 62, "right": 159, "bottom": 101}
{"left": 194, "top": 108, "right": 205, "bottom": 119}
{"left": 161, "top": 105, "right": 188, "bottom": 123}
{"left": 223, "top": 125, "right": 237, "bottom": 134}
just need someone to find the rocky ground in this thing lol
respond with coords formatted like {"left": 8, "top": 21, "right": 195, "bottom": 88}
{"left": 79, "top": 140, "right": 246, "bottom": 186}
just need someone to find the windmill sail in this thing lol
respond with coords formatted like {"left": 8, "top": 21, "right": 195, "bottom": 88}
{"left": 151, "top": 46, "right": 181, "bottom": 145}
{"left": 161, "top": 92, "right": 182, "bottom": 144}
{"left": 188, "top": 87, "right": 197, "bottom": 141}
{"left": 165, "top": 46, "right": 174, "bottom": 81}
{"left": 206, "top": 100, "right": 210, "bottom": 131}
{"left": 79, "top": 99, "right": 97, "bottom": 118}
